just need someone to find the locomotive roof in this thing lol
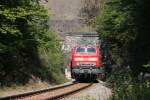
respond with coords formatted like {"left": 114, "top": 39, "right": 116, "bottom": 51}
{"left": 73, "top": 46, "right": 99, "bottom": 48}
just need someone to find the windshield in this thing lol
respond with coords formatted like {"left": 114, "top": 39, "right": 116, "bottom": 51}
{"left": 87, "top": 48, "right": 96, "bottom": 53}
{"left": 76, "top": 47, "right": 85, "bottom": 52}
{"left": 76, "top": 47, "right": 96, "bottom": 53}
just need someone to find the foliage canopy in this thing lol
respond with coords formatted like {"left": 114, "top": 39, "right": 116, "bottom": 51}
{"left": 0, "top": 0, "right": 65, "bottom": 86}
{"left": 96, "top": 0, "right": 150, "bottom": 99}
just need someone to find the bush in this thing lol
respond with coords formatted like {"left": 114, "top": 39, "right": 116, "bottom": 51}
{"left": 0, "top": 0, "right": 66, "bottom": 86}
{"left": 96, "top": 0, "right": 150, "bottom": 99}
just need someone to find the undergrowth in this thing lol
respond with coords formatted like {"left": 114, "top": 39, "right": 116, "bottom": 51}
{"left": 105, "top": 67, "right": 150, "bottom": 100}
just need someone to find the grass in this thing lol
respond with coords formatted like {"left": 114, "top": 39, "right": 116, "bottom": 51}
{"left": 0, "top": 81, "right": 51, "bottom": 97}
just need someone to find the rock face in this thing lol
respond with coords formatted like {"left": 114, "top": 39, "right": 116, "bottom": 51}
{"left": 41, "top": 0, "right": 101, "bottom": 64}
{"left": 43, "top": 0, "right": 100, "bottom": 33}
{"left": 45, "top": 0, "right": 83, "bottom": 20}
{"left": 49, "top": 19, "right": 85, "bottom": 34}
{"left": 41, "top": 0, "right": 101, "bottom": 62}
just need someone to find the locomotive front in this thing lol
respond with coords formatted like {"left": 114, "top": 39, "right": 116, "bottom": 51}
{"left": 70, "top": 46, "right": 103, "bottom": 81}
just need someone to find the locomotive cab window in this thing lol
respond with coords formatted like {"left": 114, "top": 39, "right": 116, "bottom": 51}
{"left": 87, "top": 47, "right": 96, "bottom": 53}
{"left": 76, "top": 47, "right": 85, "bottom": 52}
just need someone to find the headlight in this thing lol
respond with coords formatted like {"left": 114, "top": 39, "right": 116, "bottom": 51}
{"left": 74, "top": 57, "right": 98, "bottom": 61}
{"left": 88, "top": 58, "right": 98, "bottom": 61}
{"left": 74, "top": 57, "right": 84, "bottom": 61}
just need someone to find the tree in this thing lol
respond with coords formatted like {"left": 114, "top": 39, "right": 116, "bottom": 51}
{"left": 96, "top": 0, "right": 150, "bottom": 99}
{"left": 0, "top": 0, "right": 65, "bottom": 86}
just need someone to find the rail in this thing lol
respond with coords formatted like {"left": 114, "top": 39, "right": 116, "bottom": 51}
{"left": 0, "top": 82, "right": 92, "bottom": 100}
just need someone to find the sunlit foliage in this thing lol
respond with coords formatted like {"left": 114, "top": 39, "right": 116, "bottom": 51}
{"left": 0, "top": 0, "right": 65, "bottom": 86}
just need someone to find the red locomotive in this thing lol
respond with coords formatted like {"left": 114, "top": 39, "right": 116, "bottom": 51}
{"left": 70, "top": 46, "right": 103, "bottom": 81}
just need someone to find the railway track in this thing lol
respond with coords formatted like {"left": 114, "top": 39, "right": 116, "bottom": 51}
{"left": 0, "top": 82, "right": 92, "bottom": 100}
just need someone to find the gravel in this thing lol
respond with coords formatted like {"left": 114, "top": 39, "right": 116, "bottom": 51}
{"left": 61, "top": 81, "right": 112, "bottom": 100}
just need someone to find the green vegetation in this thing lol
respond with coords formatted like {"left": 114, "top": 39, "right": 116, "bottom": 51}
{"left": 96, "top": 0, "right": 150, "bottom": 99}
{"left": 0, "top": 0, "right": 66, "bottom": 87}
